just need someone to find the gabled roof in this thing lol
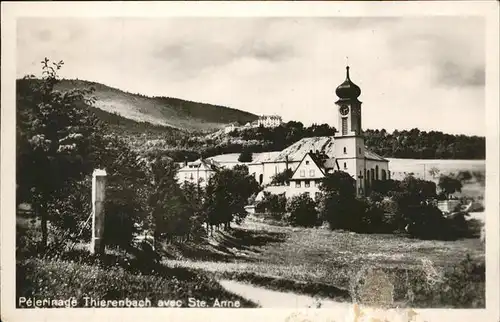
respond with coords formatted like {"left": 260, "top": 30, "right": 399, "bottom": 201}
{"left": 178, "top": 158, "right": 221, "bottom": 172}
{"left": 290, "top": 152, "right": 328, "bottom": 180}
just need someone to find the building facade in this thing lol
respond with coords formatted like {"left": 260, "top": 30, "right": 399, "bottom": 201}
{"left": 176, "top": 159, "right": 220, "bottom": 188}
{"left": 257, "top": 115, "right": 283, "bottom": 128}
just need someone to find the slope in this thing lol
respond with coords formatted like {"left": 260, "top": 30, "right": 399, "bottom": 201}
{"left": 55, "top": 79, "right": 258, "bottom": 132}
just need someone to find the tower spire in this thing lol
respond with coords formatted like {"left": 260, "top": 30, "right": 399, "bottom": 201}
{"left": 346, "top": 65, "right": 350, "bottom": 80}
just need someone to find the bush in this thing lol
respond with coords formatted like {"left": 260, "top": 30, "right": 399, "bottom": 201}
{"left": 404, "top": 204, "right": 464, "bottom": 240}
{"left": 286, "top": 193, "right": 319, "bottom": 227}
{"left": 256, "top": 192, "right": 287, "bottom": 214}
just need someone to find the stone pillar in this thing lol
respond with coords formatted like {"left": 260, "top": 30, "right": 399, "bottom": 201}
{"left": 90, "top": 169, "right": 107, "bottom": 255}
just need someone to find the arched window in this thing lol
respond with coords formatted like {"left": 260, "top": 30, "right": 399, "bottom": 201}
{"left": 381, "top": 169, "right": 387, "bottom": 181}
{"left": 344, "top": 162, "right": 347, "bottom": 169}
{"left": 371, "top": 169, "right": 375, "bottom": 181}
{"left": 343, "top": 147, "right": 347, "bottom": 154}
{"left": 375, "top": 165, "right": 379, "bottom": 180}
{"left": 259, "top": 174, "right": 263, "bottom": 185}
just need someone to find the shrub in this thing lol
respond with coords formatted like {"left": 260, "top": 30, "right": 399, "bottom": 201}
{"left": 286, "top": 193, "right": 318, "bottom": 227}
{"left": 256, "top": 192, "right": 287, "bottom": 214}
{"left": 404, "top": 204, "right": 462, "bottom": 240}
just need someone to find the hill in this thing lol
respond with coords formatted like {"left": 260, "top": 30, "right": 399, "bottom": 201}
{"left": 55, "top": 79, "right": 258, "bottom": 132}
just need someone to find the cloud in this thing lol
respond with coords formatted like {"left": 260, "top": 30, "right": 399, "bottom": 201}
{"left": 16, "top": 16, "right": 486, "bottom": 136}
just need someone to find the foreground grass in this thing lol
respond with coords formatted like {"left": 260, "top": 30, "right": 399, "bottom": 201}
{"left": 164, "top": 217, "right": 485, "bottom": 308}
{"left": 16, "top": 214, "right": 257, "bottom": 309}
{"left": 17, "top": 256, "right": 256, "bottom": 308}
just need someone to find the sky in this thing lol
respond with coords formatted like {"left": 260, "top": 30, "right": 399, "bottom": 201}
{"left": 16, "top": 17, "right": 486, "bottom": 136}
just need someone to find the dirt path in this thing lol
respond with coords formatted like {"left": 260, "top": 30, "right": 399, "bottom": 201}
{"left": 218, "top": 279, "right": 352, "bottom": 309}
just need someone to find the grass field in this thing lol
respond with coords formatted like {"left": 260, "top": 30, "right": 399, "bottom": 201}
{"left": 165, "top": 216, "right": 485, "bottom": 308}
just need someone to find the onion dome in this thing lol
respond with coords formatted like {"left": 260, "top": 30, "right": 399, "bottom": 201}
{"left": 335, "top": 66, "right": 361, "bottom": 100}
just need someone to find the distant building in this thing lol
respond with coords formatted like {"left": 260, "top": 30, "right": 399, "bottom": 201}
{"left": 224, "top": 122, "right": 239, "bottom": 134}
{"left": 176, "top": 158, "right": 220, "bottom": 188}
{"left": 257, "top": 115, "right": 282, "bottom": 128}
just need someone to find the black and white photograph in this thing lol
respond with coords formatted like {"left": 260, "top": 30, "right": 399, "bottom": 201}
{"left": 1, "top": 2, "right": 499, "bottom": 322}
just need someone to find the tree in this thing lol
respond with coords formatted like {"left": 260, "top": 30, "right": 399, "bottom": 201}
{"left": 286, "top": 193, "right": 318, "bottom": 227}
{"left": 428, "top": 167, "right": 441, "bottom": 179}
{"left": 256, "top": 192, "right": 287, "bottom": 213}
{"left": 204, "top": 165, "right": 260, "bottom": 230}
{"left": 146, "top": 156, "right": 196, "bottom": 245}
{"left": 319, "top": 171, "right": 356, "bottom": 197}
{"left": 438, "top": 175, "right": 463, "bottom": 198}
{"left": 238, "top": 149, "right": 253, "bottom": 162}
{"left": 16, "top": 58, "right": 101, "bottom": 249}
{"left": 318, "top": 171, "right": 359, "bottom": 230}
{"left": 456, "top": 170, "right": 473, "bottom": 184}
{"left": 270, "top": 168, "right": 293, "bottom": 186}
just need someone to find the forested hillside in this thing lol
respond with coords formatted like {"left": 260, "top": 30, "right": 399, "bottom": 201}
{"left": 54, "top": 79, "right": 258, "bottom": 131}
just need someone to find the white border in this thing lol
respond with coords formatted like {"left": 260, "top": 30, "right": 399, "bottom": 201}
{"left": 1, "top": 2, "right": 499, "bottom": 322}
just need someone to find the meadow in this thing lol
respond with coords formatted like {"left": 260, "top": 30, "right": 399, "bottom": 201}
{"left": 165, "top": 216, "right": 485, "bottom": 308}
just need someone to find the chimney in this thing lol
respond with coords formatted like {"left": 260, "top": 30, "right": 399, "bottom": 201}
{"left": 309, "top": 150, "right": 313, "bottom": 154}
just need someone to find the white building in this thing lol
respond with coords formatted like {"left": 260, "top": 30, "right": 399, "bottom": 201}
{"left": 257, "top": 115, "right": 282, "bottom": 128}
{"left": 224, "top": 123, "right": 238, "bottom": 134}
{"left": 176, "top": 158, "right": 220, "bottom": 188}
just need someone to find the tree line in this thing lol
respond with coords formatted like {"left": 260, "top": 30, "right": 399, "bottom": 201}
{"left": 166, "top": 121, "right": 484, "bottom": 161}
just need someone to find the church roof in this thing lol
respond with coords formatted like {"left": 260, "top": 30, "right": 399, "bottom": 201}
{"left": 335, "top": 66, "right": 361, "bottom": 102}
{"left": 365, "top": 150, "right": 389, "bottom": 162}
{"left": 273, "top": 136, "right": 336, "bottom": 162}
{"left": 267, "top": 136, "right": 389, "bottom": 163}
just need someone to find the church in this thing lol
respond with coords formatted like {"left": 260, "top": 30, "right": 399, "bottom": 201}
{"left": 250, "top": 66, "right": 390, "bottom": 199}
{"left": 178, "top": 66, "right": 390, "bottom": 199}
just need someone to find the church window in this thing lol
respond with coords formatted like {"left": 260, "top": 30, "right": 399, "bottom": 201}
{"left": 342, "top": 117, "right": 348, "bottom": 135}
{"left": 305, "top": 180, "right": 310, "bottom": 188}
{"left": 343, "top": 147, "right": 347, "bottom": 154}
{"left": 344, "top": 162, "right": 347, "bottom": 169}
{"left": 295, "top": 181, "right": 301, "bottom": 188}
{"left": 359, "top": 147, "right": 361, "bottom": 154}
{"left": 300, "top": 170, "right": 305, "bottom": 177}
{"left": 309, "top": 169, "right": 315, "bottom": 177}
{"left": 190, "top": 173, "right": 194, "bottom": 180}
{"left": 376, "top": 166, "right": 379, "bottom": 180}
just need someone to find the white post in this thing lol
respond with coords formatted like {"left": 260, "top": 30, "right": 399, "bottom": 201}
{"left": 90, "top": 169, "right": 107, "bottom": 255}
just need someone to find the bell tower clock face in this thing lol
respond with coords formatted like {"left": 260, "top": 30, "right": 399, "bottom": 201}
{"left": 340, "top": 105, "right": 349, "bottom": 116}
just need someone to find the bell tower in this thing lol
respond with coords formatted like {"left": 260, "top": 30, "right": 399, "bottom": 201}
{"left": 334, "top": 66, "right": 366, "bottom": 196}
